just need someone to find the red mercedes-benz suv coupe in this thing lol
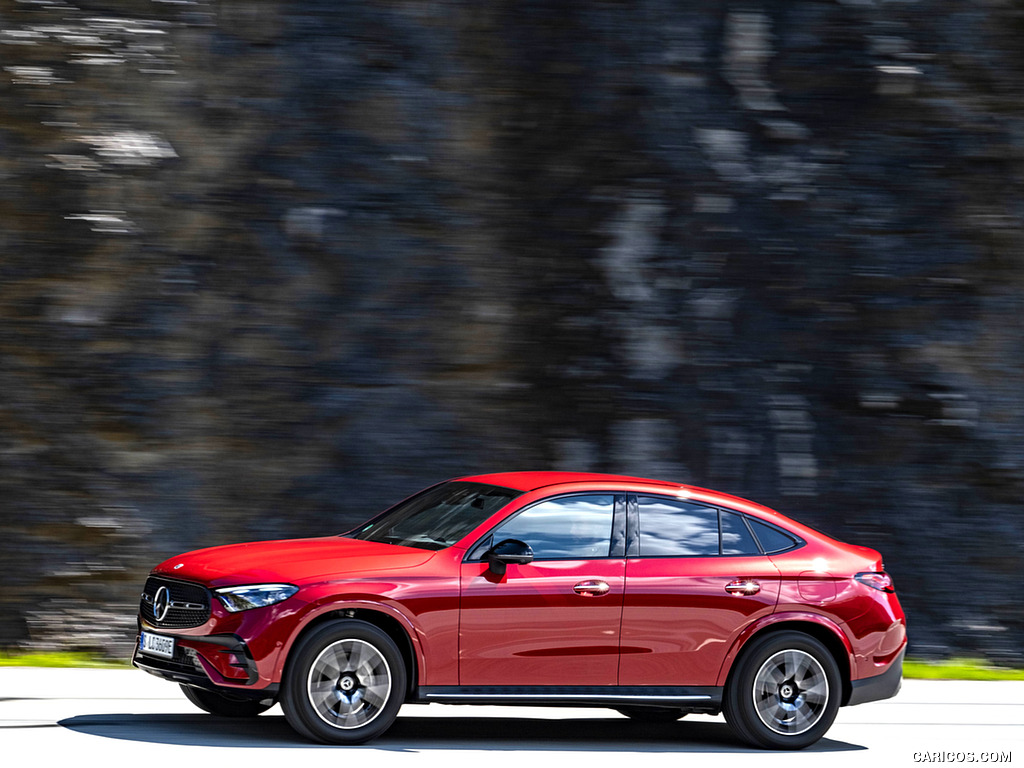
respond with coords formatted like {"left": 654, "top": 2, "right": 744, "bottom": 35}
{"left": 133, "top": 472, "right": 906, "bottom": 749}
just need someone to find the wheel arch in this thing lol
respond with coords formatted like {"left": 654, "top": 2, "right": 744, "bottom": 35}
{"left": 279, "top": 604, "right": 420, "bottom": 702}
{"left": 719, "top": 615, "right": 854, "bottom": 706}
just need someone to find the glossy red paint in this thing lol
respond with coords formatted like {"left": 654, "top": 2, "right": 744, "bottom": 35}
{"left": 148, "top": 545, "right": 467, "bottom": 690}
{"left": 154, "top": 536, "right": 436, "bottom": 586}
{"left": 466, "top": 471, "right": 683, "bottom": 493}
{"left": 767, "top": 534, "right": 906, "bottom": 683}
{"left": 620, "top": 554, "right": 781, "bottom": 686}
{"left": 133, "top": 471, "right": 907, "bottom": 749}
{"left": 459, "top": 557, "right": 626, "bottom": 685}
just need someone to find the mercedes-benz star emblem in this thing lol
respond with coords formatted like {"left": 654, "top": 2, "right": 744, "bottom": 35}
{"left": 153, "top": 586, "right": 171, "bottom": 623}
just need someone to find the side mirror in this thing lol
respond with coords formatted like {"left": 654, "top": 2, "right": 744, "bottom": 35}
{"left": 484, "top": 538, "right": 534, "bottom": 576}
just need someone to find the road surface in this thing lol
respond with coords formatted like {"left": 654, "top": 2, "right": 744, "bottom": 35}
{"left": 1, "top": 668, "right": 1019, "bottom": 768}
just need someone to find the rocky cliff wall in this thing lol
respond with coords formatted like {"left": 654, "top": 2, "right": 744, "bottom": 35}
{"left": 0, "top": 0, "right": 1021, "bottom": 662}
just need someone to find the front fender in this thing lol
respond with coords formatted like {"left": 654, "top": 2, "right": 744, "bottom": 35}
{"left": 270, "top": 582, "right": 458, "bottom": 687}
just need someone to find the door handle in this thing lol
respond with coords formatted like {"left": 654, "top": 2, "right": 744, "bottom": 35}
{"left": 573, "top": 580, "right": 610, "bottom": 597}
{"left": 725, "top": 579, "right": 761, "bottom": 596}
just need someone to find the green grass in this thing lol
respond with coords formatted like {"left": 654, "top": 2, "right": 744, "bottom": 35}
{"left": 904, "top": 657, "right": 1024, "bottom": 681}
{"left": 0, "top": 651, "right": 129, "bottom": 668}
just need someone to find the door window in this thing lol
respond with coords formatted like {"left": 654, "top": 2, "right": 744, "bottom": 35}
{"left": 489, "top": 494, "right": 615, "bottom": 560}
{"left": 636, "top": 496, "right": 720, "bottom": 556}
{"left": 721, "top": 509, "right": 761, "bottom": 555}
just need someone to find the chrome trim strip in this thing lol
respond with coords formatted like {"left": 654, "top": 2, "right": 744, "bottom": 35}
{"left": 169, "top": 601, "right": 205, "bottom": 610}
{"left": 425, "top": 693, "right": 713, "bottom": 701}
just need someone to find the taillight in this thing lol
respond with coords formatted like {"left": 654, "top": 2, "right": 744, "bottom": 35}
{"left": 854, "top": 571, "right": 895, "bottom": 593}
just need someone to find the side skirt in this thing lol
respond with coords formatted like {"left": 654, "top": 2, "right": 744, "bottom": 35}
{"left": 416, "top": 686, "right": 722, "bottom": 712}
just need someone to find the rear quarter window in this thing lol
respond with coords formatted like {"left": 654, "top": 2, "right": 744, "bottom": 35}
{"left": 746, "top": 517, "right": 800, "bottom": 554}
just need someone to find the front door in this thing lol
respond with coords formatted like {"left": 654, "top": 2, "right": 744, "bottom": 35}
{"left": 459, "top": 493, "right": 626, "bottom": 686}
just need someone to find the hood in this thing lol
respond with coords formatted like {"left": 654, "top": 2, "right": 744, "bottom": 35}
{"left": 152, "top": 536, "right": 435, "bottom": 587}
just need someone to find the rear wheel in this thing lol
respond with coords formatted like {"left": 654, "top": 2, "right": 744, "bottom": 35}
{"left": 180, "top": 684, "right": 273, "bottom": 717}
{"left": 723, "top": 631, "right": 841, "bottom": 749}
{"left": 281, "top": 619, "right": 406, "bottom": 744}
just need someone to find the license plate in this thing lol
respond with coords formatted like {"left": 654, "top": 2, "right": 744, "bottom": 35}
{"left": 140, "top": 631, "right": 175, "bottom": 659}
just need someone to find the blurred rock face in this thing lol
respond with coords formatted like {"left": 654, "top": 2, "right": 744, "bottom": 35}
{"left": 0, "top": 0, "right": 1021, "bottom": 662}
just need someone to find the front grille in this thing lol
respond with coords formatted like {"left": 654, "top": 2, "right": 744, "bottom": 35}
{"left": 140, "top": 576, "right": 211, "bottom": 628}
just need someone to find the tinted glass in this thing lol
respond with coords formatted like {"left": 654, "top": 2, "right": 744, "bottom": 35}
{"left": 747, "top": 517, "right": 798, "bottom": 554}
{"left": 638, "top": 497, "right": 719, "bottom": 556}
{"left": 720, "top": 510, "right": 761, "bottom": 555}
{"left": 350, "top": 482, "right": 520, "bottom": 550}
{"left": 491, "top": 494, "right": 615, "bottom": 559}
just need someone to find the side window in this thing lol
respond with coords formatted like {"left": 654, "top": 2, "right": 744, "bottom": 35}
{"left": 747, "top": 517, "right": 799, "bottom": 554}
{"left": 490, "top": 494, "right": 615, "bottom": 560}
{"left": 720, "top": 510, "right": 761, "bottom": 555}
{"left": 637, "top": 497, "right": 719, "bottom": 556}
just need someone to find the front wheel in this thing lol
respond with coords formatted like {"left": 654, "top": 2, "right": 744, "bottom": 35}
{"left": 180, "top": 684, "right": 273, "bottom": 717}
{"left": 723, "top": 631, "right": 841, "bottom": 750}
{"left": 281, "top": 619, "right": 406, "bottom": 744}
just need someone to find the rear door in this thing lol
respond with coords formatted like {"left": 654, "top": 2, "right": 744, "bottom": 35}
{"left": 619, "top": 494, "right": 781, "bottom": 686}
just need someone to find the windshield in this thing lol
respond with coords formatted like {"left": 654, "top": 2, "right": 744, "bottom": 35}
{"left": 348, "top": 481, "right": 522, "bottom": 551}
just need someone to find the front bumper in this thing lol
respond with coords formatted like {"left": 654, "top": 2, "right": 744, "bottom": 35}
{"left": 132, "top": 633, "right": 271, "bottom": 693}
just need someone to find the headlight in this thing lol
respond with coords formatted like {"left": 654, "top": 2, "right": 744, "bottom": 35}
{"left": 215, "top": 584, "right": 298, "bottom": 612}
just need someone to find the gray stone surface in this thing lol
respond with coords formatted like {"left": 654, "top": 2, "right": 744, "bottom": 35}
{"left": 0, "top": 0, "right": 1022, "bottom": 662}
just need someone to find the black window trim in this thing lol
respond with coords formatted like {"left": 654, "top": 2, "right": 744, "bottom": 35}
{"left": 745, "top": 514, "right": 805, "bottom": 555}
{"left": 627, "top": 492, "right": 805, "bottom": 559}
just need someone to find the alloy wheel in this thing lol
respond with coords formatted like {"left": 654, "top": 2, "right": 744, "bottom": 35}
{"left": 306, "top": 638, "right": 393, "bottom": 729}
{"left": 752, "top": 648, "right": 829, "bottom": 736}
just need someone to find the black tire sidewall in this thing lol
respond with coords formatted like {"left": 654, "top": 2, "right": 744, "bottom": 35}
{"left": 281, "top": 619, "right": 407, "bottom": 744}
{"left": 724, "top": 631, "right": 841, "bottom": 750}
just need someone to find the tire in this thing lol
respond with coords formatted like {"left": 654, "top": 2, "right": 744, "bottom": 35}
{"left": 723, "top": 631, "right": 841, "bottom": 750}
{"left": 614, "top": 706, "right": 688, "bottom": 723}
{"left": 280, "top": 619, "right": 407, "bottom": 744}
{"left": 180, "top": 684, "right": 273, "bottom": 717}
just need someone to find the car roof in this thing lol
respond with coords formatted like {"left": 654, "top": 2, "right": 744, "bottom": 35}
{"left": 457, "top": 471, "right": 783, "bottom": 518}
{"left": 459, "top": 471, "right": 685, "bottom": 493}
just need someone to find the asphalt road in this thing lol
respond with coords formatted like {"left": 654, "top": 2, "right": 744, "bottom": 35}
{"left": 1, "top": 668, "right": 1020, "bottom": 768}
